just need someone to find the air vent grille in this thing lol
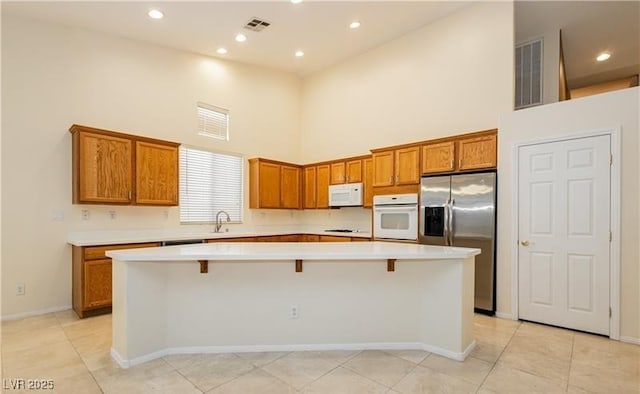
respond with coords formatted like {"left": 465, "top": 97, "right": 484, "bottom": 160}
{"left": 515, "top": 38, "right": 543, "bottom": 109}
{"left": 244, "top": 17, "right": 271, "bottom": 32}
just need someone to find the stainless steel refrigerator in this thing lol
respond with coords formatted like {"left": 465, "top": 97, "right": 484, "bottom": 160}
{"left": 419, "top": 172, "right": 496, "bottom": 314}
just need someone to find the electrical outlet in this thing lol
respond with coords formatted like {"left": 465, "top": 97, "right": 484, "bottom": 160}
{"left": 16, "top": 283, "right": 25, "bottom": 296}
{"left": 51, "top": 210, "right": 64, "bottom": 221}
{"left": 81, "top": 210, "right": 90, "bottom": 220}
{"left": 109, "top": 210, "right": 117, "bottom": 219}
{"left": 290, "top": 305, "right": 299, "bottom": 319}
{"left": 163, "top": 210, "right": 169, "bottom": 219}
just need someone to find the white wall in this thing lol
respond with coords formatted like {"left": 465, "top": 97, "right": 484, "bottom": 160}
{"left": 497, "top": 88, "right": 640, "bottom": 340}
{"left": 1, "top": 12, "right": 303, "bottom": 316}
{"left": 300, "top": 1, "right": 514, "bottom": 162}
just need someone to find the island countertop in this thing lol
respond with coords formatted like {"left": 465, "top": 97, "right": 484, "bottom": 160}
{"left": 106, "top": 241, "right": 481, "bottom": 261}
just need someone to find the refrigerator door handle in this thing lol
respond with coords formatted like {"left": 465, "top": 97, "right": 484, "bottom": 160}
{"left": 443, "top": 198, "right": 450, "bottom": 246}
{"left": 448, "top": 198, "right": 455, "bottom": 246}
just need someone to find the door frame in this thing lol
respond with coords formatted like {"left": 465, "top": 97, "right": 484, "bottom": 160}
{"left": 510, "top": 128, "right": 621, "bottom": 339}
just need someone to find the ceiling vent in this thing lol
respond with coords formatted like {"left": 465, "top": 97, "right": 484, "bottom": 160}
{"left": 243, "top": 17, "right": 271, "bottom": 32}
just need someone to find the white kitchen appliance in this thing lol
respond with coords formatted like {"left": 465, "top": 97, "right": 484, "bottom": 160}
{"left": 328, "top": 183, "right": 363, "bottom": 207}
{"left": 373, "top": 193, "right": 418, "bottom": 241}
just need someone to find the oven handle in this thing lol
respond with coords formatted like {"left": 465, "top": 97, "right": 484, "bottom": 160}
{"left": 373, "top": 206, "right": 418, "bottom": 212}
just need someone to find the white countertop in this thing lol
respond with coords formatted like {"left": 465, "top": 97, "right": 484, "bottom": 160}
{"left": 106, "top": 241, "right": 480, "bottom": 261}
{"left": 67, "top": 226, "right": 371, "bottom": 246}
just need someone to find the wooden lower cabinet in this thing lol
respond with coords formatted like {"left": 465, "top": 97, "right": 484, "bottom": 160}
{"left": 350, "top": 237, "right": 371, "bottom": 241}
{"left": 300, "top": 234, "right": 320, "bottom": 242}
{"left": 319, "top": 235, "right": 352, "bottom": 242}
{"left": 207, "top": 237, "right": 256, "bottom": 242}
{"left": 83, "top": 259, "right": 112, "bottom": 309}
{"left": 72, "top": 242, "right": 160, "bottom": 318}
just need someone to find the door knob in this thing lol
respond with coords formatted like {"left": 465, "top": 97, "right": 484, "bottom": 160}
{"left": 520, "top": 240, "right": 530, "bottom": 246}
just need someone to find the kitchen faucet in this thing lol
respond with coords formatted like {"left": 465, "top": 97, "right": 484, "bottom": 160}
{"left": 214, "top": 210, "right": 230, "bottom": 233}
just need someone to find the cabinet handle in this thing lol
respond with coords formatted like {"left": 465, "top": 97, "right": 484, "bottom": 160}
{"left": 128, "top": 191, "right": 132, "bottom": 200}
{"left": 389, "top": 176, "right": 393, "bottom": 184}
{"left": 450, "top": 159, "right": 454, "bottom": 169}
{"left": 395, "top": 175, "right": 399, "bottom": 183}
{"left": 459, "top": 158, "right": 462, "bottom": 168}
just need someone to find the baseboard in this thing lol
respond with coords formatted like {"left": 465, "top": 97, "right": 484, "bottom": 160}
{"left": 495, "top": 311, "right": 516, "bottom": 320}
{"left": 620, "top": 336, "right": 640, "bottom": 345}
{"left": 112, "top": 340, "right": 476, "bottom": 369}
{"left": 1, "top": 305, "right": 72, "bottom": 321}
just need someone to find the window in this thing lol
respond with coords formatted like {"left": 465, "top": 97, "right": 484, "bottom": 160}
{"left": 197, "top": 102, "right": 229, "bottom": 141}
{"left": 179, "top": 146, "right": 243, "bottom": 223}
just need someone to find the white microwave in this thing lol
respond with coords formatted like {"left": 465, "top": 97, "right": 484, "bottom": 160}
{"left": 329, "top": 183, "right": 363, "bottom": 207}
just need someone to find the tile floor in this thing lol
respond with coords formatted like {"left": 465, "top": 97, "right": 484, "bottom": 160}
{"left": 1, "top": 311, "right": 638, "bottom": 393}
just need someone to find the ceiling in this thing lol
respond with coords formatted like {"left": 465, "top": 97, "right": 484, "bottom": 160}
{"left": 516, "top": 1, "right": 640, "bottom": 88}
{"left": 2, "top": 1, "right": 473, "bottom": 76}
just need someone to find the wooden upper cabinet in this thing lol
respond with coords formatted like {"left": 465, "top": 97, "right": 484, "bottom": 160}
{"left": 74, "top": 131, "right": 133, "bottom": 204}
{"left": 281, "top": 165, "right": 301, "bottom": 209}
{"left": 316, "top": 164, "right": 330, "bottom": 208}
{"left": 372, "top": 150, "right": 395, "bottom": 187}
{"left": 421, "top": 141, "right": 455, "bottom": 174}
{"left": 345, "top": 159, "right": 363, "bottom": 183}
{"left": 250, "top": 160, "right": 281, "bottom": 208}
{"left": 135, "top": 141, "right": 179, "bottom": 205}
{"left": 330, "top": 162, "right": 346, "bottom": 185}
{"left": 363, "top": 158, "right": 373, "bottom": 208}
{"left": 303, "top": 166, "right": 317, "bottom": 209}
{"left": 249, "top": 158, "right": 302, "bottom": 209}
{"left": 457, "top": 134, "right": 497, "bottom": 170}
{"left": 395, "top": 146, "right": 420, "bottom": 185}
{"left": 70, "top": 124, "right": 179, "bottom": 206}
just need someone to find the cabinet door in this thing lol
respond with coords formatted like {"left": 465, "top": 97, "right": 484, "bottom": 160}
{"left": 77, "top": 131, "right": 132, "bottom": 203}
{"left": 258, "top": 162, "right": 281, "bottom": 208}
{"left": 281, "top": 165, "right": 301, "bottom": 209}
{"left": 330, "top": 162, "right": 346, "bottom": 185}
{"left": 372, "top": 151, "right": 394, "bottom": 187}
{"left": 458, "top": 134, "right": 497, "bottom": 170}
{"left": 84, "top": 259, "right": 112, "bottom": 309}
{"left": 316, "top": 165, "right": 330, "bottom": 208}
{"left": 319, "top": 235, "right": 351, "bottom": 242}
{"left": 363, "top": 158, "right": 374, "bottom": 208}
{"left": 395, "top": 147, "right": 420, "bottom": 185}
{"left": 346, "top": 159, "right": 363, "bottom": 183}
{"left": 279, "top": 234, "right": 300, "bottom": 242}
{"left": 303, "top": 166, "right": 317, "bottom": 209}
{"left": 301, "top": 234, "right": 320, "bottom": 242}
{"left": 135, "top": 141, "right": 179, "bottom": 205}
{"left": 421, "top": 141, "right": 455, "bottom": 174}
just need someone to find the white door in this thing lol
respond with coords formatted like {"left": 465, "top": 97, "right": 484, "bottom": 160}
{"left": 518, "top": 134, "right": 610, "bottom": 335}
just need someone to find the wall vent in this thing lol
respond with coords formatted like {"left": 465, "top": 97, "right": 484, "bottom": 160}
{"left": 515, "top": 38, "right": 543, "bottom": 109}
{"left": 244, "top": 17, "right": 271, "bottom": 32}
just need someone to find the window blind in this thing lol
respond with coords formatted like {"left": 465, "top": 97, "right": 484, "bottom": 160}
{"left": 197, "top": 102, "right": 229, "bottom": 141}
{"left": 179, "top": 146, "right": 243, "bottom": 223}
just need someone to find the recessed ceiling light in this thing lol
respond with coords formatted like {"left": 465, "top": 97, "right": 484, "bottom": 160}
{"left": 291, "top": 0, "right": 303, "bottom": 4}
{"left": 217, "top": 48, "right": 228, "bottom": 55}
{"left": 147, "top": 9, "right": 164, "bottom": 20}
{"left": 235, "top": 33, "right": 247, "bottom": 43}
{"left": 596, "top": 52, "right": 611, "bottom": 62}
{"left": 295, "top": 50, "right": 305, "bottom": 58}
{"left": 349, "top": 21, "right": 361, "bottom": 29}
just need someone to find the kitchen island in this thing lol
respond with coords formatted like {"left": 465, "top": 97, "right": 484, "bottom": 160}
{"left": 107, "top": 241, "right": 480, "bottom": 368}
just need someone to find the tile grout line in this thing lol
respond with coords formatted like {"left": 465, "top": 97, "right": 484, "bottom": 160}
{"left": 339, "top": 349, "right": 423, "bottom": 392}
{"left": 296, "top": 350, "right": 365, "bottom": 391}
{"left": 162, "top": 357, "right": 204, "bottom": 393}
{"left": 474, "top": 321, "right": 522, "bottom": 393}
{"left": 55, "top": 312, "right": 106, "bottom": 394}
{"left": 566, "top": 333, "right": 576, "bottom": 392}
